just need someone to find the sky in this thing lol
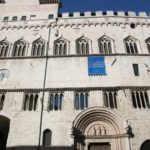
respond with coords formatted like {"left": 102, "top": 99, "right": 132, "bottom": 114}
{"left": 60, "top": 0, "right": 150, "bottom": 14}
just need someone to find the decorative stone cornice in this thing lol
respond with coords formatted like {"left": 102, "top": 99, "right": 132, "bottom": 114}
{"left": 0, "top": 53, "right": 149, "bottom": 60}
{"left": 0, "top": 86, "right": 149, "bottom": 93}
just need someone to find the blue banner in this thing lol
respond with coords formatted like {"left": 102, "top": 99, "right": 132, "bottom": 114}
{"left": 88, "top": 56, "right": 106, "bottom": 75}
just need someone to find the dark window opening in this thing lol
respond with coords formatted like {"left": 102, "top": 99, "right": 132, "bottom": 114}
{"left": 12, "top": 16, "right": 17, "bottom": 21}
{"left": 48, "top": 14, "right": 54, "bottom": 19}
{"left": 69, "top": 13, "right": 73, "bottom": 17}
{"left": 114, "top": 12, "right": 117, "bottom": 16}
{"left": 133, "top": 64, "right": 139, "bottom": 76}
{"left": 58, "top": 14, "right": 62, "bottom": 17}
{"left": 49, "top": 93, "right": 63, "bottom": 111}
{"left": 21, "top": 16, "right": 27, "bottom": 21}
{"left": 74, "top": 92, "right": 89, "bottom": 110}
{"left": 3, "top": 17, "right": 8, "bottom": 22}
{"left": 80, "top": 13, "right": 84, "bottom": 16}
{"left": 125, "top": 12, "right": 128, "bottom": 16}
{"left": 130, "top": 23, "right": 135, "bottom": 29}
{"left": 0, "top": 95, "right": 5, "bottom": 111}
{"left": 103, "top": 12, "right": 107, "bottom": 15}
{"left": 91, "top": 12, "right": 96, "bottom": 16}
{"left": 131, "top": 91, "right": 150, "bottom": 109}
{"left": 43, "top": 129, "right": 52, "bottom": 147}
{"left": 23, "top": 93, "right": 38, "bottom": 111}
{"left": 103, "top": 91, "right": 118, "bottom": 109}
{"left": 0, "top": 0, "right": 5, "bottom": 3}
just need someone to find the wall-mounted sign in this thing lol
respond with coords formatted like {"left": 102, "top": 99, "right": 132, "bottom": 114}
{"left": 88, "top": 56, "right": 106, "bottom": 75}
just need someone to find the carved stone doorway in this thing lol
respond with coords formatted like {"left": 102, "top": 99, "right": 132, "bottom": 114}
{"left": 72, "top": 107, "right": 127, "bottom": 150}
{"left": 88, "top": 143, "right": 111, "bottom": 150}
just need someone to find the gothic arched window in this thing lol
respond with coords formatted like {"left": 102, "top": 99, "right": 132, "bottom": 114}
{"left": 98, "top": 36, "right": 113, "bottom": 54}
{"left": 43, "top": 129, "right": 52, "bottom": 147}
{"left": 12, "top": 39, "right": 28, "bottom": 57}
{"left": 0, "top": 40, "right": 10, "bottom": 57}
{"left": 76, "top": 36, "right": 90, "bottom": 55}
{"left": 23, "top": 93, "right": 39, "bottom": 111}
{"left": 32, "top": 38, "right": 46, "bottom": 56}
{"left": 124, "top": 36, "right": 139, "bottom": 54}
{"left": 48, "top": 93, "right": 63, "bottom": 111}
{"left": 54, "top": 37, "right": 68, "bottom": 55}
{"left": 146, "top": 38, "right": 150, "bottom": 53}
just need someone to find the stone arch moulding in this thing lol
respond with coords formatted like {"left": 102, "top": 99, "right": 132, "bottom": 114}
{"left": 72, "top": 107, "right": 128, "bottom": 150}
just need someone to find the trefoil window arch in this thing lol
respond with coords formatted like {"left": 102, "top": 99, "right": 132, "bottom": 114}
{"left": 12, "top": 39, "right": 28, "bottom": 57}
{"left": 54, "top": 37, "right": 69, "bottom": 55}
{"left": 98, "top": 36, "right": 113, "bottom": 54}
{"left": 23, "top": 93, "right": 39, "bottom": 111}
{"left": 74, "top": 92, "right": 89, "bottom": 110}
{"left": 32, "top": 38, "right": 46, "bottom": 56}
{"left": 124, "top": 36, "right": 139, "bottom": 54}
{"left": 0, "top": 39, "right": 10, "bottom": 57}
{"left": 76, "top": 36, "right": 90, "bottom": 55}
{"left": 48, "top": 93, "right": 63, "bottom": 111}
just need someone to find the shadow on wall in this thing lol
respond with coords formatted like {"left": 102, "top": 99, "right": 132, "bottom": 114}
{"left": 7, "top": 146, "right": 73, "bottom": 150}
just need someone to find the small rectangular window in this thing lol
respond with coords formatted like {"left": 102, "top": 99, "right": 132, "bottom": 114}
{"left": 3, "top": 17, "right": 9, "bottom": 22}
{"left": 48, "top": 14, "right": 54, "bottom": 19}
{"left": 130, "top": 23, "right": 135, "bottom": 29}
{"left": 12, "top": 16, "right": 17, "bottom": 21}
{"left": 21, "top": 16, "right": 27, "bottom": 21}
{"left": 133, "top": 64, "right": 139, "bottom": 76}
{"left": 0, "top": 0, "right": 5, "bottom": 4}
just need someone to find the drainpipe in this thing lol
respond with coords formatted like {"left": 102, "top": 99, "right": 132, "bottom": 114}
{"left": 38, "top": 18, "right": 57, "bottom": 150}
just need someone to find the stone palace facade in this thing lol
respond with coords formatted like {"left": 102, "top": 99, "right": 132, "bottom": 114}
{"left": 0, "top": 0, "right": 150, "bottom": 150}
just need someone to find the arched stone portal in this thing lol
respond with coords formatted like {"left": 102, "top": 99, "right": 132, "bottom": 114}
{"left": 72, "top": 107, "right": 128, "bottom": 150}
{"left": 0, "top": 115, "right": 10, "bottom": 150}
{"left": 141, "top": 140, "right": 150, "bottom": 150}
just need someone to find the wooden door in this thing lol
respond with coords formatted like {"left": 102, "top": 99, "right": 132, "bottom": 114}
{"left": 89, "top": 143, "right": 111, "bottom": 150}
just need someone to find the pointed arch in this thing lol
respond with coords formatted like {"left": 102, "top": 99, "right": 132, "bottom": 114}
{"left": 54, "top": 37, "right": 69, "bottom": 56}
{"left": 12, "top": 38, "right": 28, "bottom": 57}
{"left": 98, "top": 35, "right": 114, "bottom": 54}
{"left": 0, "top": 39, "right": 11, "bottom": 57}
{"left": 124, "top": 36, "right": 139, "bottom": 54}
{"left": 76, "top": 36, "right": 91, "bottom": 55}
{"left": 32, "top": 38, "right": 47, "bottom": 56}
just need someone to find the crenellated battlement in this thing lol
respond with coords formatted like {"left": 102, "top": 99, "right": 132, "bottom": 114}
{"left": 59, "top": 11, "right": 150, "bottom": 18}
